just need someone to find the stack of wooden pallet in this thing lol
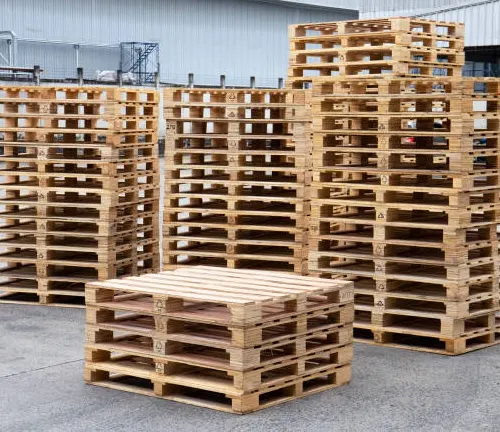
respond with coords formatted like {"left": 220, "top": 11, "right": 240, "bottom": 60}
{"left": 0, "top": 85, "right": 161, "bottom": 306}
{"left": 84, "top": 266, "right": 354, "bottom": 413}
{"left": 288, "top": 17, "right": 465, "bottom": 89}
{"left": 302, "top": 18, "right": 500, "bottom": 353}
{"left": 163, "top": 88, "right": 312, "bottom": 274}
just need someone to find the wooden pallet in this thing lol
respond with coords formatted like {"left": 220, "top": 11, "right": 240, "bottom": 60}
{"left": 311, "top": 149, "right": 499, "bottom": 175}
{"left": 85, "top": 320, "right": 353, "bottom": 372}
{"left": 0, "top": 265, "right": 159, "bottom": 307}
{"left": 0, "top": 291, "right": 86, "bottom": 307}
{"left": 0, "top": 199, "right": 160, "bottom": 223}
{"left": 355, "top": 308, "right": 495, "bottom": 339}
{"left": 0, "top": 85, "right": 158, "bottom": 101}
{"left": 287, "top": 18, "right": 465, "bottom": 89}
{"left": 310, "top": 251, "right": 499, "bottom": 279}
{"left": 85, "top": 358, "right": 351, "bottom": 413}
{"left": 287, "top": 65, "right": 464, "bottom": 90}
{"left": 86, "top": 306, "right": 352, "bottom": 352}
{"left": 290, "top": 34, "right": 464, "bottom": 57}
{"left": 0, "top": 142, "right": 157, "bottom": 164}
{"left": 311, "top": 97, "right": 500, "bottom": 116}
{"left": 353, "top": 276, "right": 498, "bottom": 302}
{"left": 310, "top": 228, "right": 498, "bottom": 269}
{"left": 0, "top": 210, "right": 160, "bottom": 238}
{"left": 163, "top": 87, "right": 312, "bottom": 274}
{"left": 353, "top": 327, "right": 496, "bottom": 355}
{"left": 0, "top": 130, "right": 157, "bottom": 148}
{"left": 289, "top": 54, "right": 464, "bottom": 81}
{"left": 314, "top": 116, "right": 499, "bottom": 136}
{"left": 355, "top": 292, "right": 498, "bottom": 320}
{"left": 310, "top": 76, "right": 499, "bottom": 97}
{"left": 289, "top": 18, "right": 465, "bottom": 39}
{"left": 84, "top": 266, "right": 353, "bottom": 413}
{"left": 85, "top": 267, "right": 353, "bottom": 325}
{"left": 0, "top": 249, "right": 159, "bottom": 278}
{"left": 163, "top": 255, "right": 308, "bottom": 275}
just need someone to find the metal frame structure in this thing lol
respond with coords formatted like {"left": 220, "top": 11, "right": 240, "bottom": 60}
{"left": 119, "top": 42, "right": 159, "bottom": 85}
{"left": 0, "top": 31, "right": 17, "bottom": 65}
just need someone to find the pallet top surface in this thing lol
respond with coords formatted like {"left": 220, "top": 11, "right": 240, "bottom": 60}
{"left": 87, "top": 266, "right": 352, "bottom": 305}
{"left": 309, "top": 76, "right": 500, "bottom": 84}
{"left": 0, "top": 85, "right": 156, "bottom": 92}
{"left": 164, "top": 88, "right": 293, "bottom": 94}
{"left": 289, "top": 17, "right": 464, "bottom": 31}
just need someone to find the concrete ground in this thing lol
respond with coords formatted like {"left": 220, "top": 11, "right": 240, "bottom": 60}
{"left": 1, "top": 305, "right": 500, "bottom": 432}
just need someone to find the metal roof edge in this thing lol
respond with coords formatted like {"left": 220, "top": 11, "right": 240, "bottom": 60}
{"left": 240, "top": 0, "right": 360, "bottom": 14}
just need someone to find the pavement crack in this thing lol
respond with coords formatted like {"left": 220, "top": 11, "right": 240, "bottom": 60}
{"left": 0, "top": 358, "right": 83, "bottom": 379}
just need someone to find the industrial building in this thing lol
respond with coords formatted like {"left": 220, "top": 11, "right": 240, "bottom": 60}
{"left": 1, "top": 0, "right": 498, "bottom": 84}
{"left": 0, "top": 0, "right": 358, "bottom": 86}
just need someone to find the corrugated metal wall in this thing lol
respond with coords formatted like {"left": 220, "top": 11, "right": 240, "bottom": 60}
{"left": 361, "top": 0, "right": 460, "bottom": 14}
{"left": 257, "top": 0, "right": 363, "bottom": 9}
{"left": 11, "top": 41, "right": 121, "bottom": 80}
{"left": 0, "top": 0, "right": 357, "bottom": 85}
{"left": 360, "top": 0, "right": 500, "bottom": 47}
